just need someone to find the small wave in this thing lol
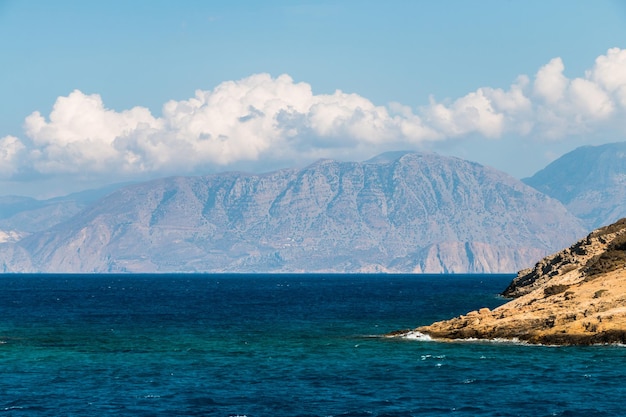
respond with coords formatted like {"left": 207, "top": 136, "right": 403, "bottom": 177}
{"left": 421, "top": 354, "right": 446, "bottom": 360}
{"left": 442, "top": 336, "right": 626, "bottom": 347}
{"left": 395, "top": 332, "right": 544, "bottom": 346}
{"left": 401, "top": 331, "right": 432, "bottom": 341}
{"left": 452, "top": 336, "right": 532, "bottom": 346}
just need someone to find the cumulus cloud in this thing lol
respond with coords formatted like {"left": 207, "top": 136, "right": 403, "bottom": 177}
{"left": 589, "top": 47, "right": 626, "bottom": 107}
{"left": 0, "top": 136, "right": 25, "bottom": 177}
{"left": 2, "top": 48, "right": 626, "bottom": 182}
{"left": 530, "top": 53, "right": 618, "bottom": 137}
{"left": 424, "top": 89, "right": 506, "bottom": 138}
{"left": 23, "top": 90, "right": 162, "bottom": 174}
{"left": 423, "top": 47, "right": 626, "bottom": 140}
{"left": 533, "top": 57, "right": 569, "bottom": 103}
{"left": 2, "top": 74, "right": 439, "bottom": 179}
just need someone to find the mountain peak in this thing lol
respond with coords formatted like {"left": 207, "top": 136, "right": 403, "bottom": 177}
{"left": 364, "top": 150, "right": 418, "bottom": 164}
{"left": 523, "top": 141, "right": 626, "bottom": 228}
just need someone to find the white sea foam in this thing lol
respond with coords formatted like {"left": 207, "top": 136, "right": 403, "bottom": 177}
{"left": 398, "top": 331, "right": 542, "bottom": 346}
{"left": 454, "top": 337, "right": 532, "bottom": 346}
{"left": 394, "top": 332, "right": 529, "bottom": 345}
{"left": 401, "top": 331, "right": 432, "bottom": 341}
{"left": 420, "top": 354, "right": 446, "bottom": 360}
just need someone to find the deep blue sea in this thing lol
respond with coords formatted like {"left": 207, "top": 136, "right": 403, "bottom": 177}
{"left": 1, "top": 274, "right": 625, "bottom": 416}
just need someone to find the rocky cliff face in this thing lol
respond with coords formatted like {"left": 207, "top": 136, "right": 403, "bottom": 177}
{"left": 405, "top": 218, "right": 626, "bottom": 345}
{"left": 524, "top": 142, "right": 626, "bottom": 229}
{"left": 502, "top": 218, "right": 626, "bottom": 297}
{"left": 0, "top": 152, "right": 586, "bottom": 273}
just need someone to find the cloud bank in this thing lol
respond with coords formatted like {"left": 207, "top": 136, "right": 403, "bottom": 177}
{"left": 2, "top": 48, "right": 626, "bottom": 181}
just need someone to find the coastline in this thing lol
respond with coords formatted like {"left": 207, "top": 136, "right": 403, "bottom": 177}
{"left": 391, "top": 219, "right": 626, "bottom": 346}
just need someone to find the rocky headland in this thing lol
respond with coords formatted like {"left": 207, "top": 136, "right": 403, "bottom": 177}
{"left": 397, "top": 218, "right": 626, "bottom": 345}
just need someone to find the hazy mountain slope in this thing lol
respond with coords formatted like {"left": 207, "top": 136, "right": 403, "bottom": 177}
{"left": 523, "top": 142, "right": 626, "bottom": 229}
{"left": 6, "top": 152, "right": 586, "bottom": 273}
{"left": 0, "top": 183, "right": 128, "bottom": 236}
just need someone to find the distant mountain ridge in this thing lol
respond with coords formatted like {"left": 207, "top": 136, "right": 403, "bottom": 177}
{"left": 523, "top": 142, "right": 626, "bottom": 229}
{"left": 0, "top": 152, "right": 585, "bottom": 273}
{"left": 0, "top": 183, "right": 130, "bottom": 237}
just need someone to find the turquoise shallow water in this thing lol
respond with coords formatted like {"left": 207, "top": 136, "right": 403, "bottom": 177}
{"left": 1, "top": 274, "right": 625, "bottom": 416}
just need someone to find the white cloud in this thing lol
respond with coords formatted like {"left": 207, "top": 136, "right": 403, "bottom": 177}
{"left": 23, "top": 90, "right": 161, "bottom": 174}
{"left": 2, "top": 48, "right": 626, "bottom": 183}
{"left": 424, "top": 89, "right": 506, "bottom": 138}
{"left": 589, "top": 47, "right": 626, "bottom": 106}
{"left": 568, "top": 78, "right": 614, "bottom": 120}
{"left": 533, "top": 57, "right": 569, "bottom": 104}
{"left": 5, "top": 73, "right": 439, "bottom": 179}
{"left": 0, "top": 136, "right": 25, "bottom": 176}
{"left": 426, "top": 48, "right": 626, "bottom": 140}
{"left": 527, "top": 50, "right": 623, "bottom": 138}
{"left": 593, "top": 49, "right": 626, "bottom": 83}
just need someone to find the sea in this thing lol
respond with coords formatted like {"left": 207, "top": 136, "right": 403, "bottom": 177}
{"left": 1, "top": 273, "right": 625, "bottom": 417}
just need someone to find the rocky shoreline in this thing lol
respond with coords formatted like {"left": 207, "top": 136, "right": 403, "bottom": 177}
{"left": 391, "top": 219, "right": 626, "bottom": 345}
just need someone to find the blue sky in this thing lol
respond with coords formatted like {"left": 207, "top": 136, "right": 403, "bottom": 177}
{"left": 1, "top": 0, "right": 626, "bottom": 197}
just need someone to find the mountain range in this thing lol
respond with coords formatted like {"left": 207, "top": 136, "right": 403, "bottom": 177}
{"left": 1, "top": 142, "right": 626, "bottom": 274}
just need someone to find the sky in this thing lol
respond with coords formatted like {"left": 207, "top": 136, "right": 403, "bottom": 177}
{"left": 1, "top": 0, "right": 626, "bottom": 198}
